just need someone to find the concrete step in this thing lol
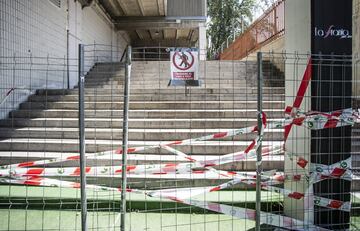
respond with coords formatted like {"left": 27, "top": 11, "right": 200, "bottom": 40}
{"left": 0, "top": 118, "right": 283, "bottom": 129}
{"left": 83, "top": 83, "right": 252, "bottom": 89}
{"left": 37, "top": 87, "right": 285, "bottom": 95}
{"left": 85, "top": 76, "right": 252, "bottom": 85}
{"left": 9, "top": 109, "right": 285, "bottom": 119}
{"left": 90, "top": 83, "right": 255, "bottom": 89}
{"left": 27, "top": 94, "right": 285, "bottom": 102}
{"left": 0, "top": 127, "right": 284, "bottom": 141}
{"left": 0, "top": 138, "right": 283, "bottom": 155}
{"left": 84, "top": 73, "right": 258, "bottom": 81}
{"left": 19, "top": 101, "right": 285, "bottom": 110}
{"left": 0, "top": 151, "right": 284, "bottom": 171}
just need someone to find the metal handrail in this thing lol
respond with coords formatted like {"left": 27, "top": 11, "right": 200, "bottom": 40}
{"left": 218, "top": 0, "right": 285, "bottom": 60}
{"left": 0, "top": 88, "right": 15, "bottom": 107}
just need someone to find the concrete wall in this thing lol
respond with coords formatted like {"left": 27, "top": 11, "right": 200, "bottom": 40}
{"left": 283, "top": 0, "right": 312, "bottom": 222}
{"left": 242, "top": 36, "right": 285, "bottom": 61}
{"left": 0, "top": 0, "right": 130, "bottom": 119}
{"left": 241, "top": 36, "right": 285, "bottom": 73}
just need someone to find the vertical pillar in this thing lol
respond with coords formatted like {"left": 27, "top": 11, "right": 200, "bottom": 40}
{"left": 311, "top": 1, "right": 352, "bottom": 229}
{"left": 198, "top": 24, "right": 207, "bottom": 60}
{"left": 120, "top": 46, "right": 132, "bottom": 231}
{"left": 255, "top": 52, "right": 263, "bottom": 231}
{"left": 78, "top": 43, "right": 87, "bottom": 231}
{"left": 354, "top": 0, "right": 360, "bottom": 98}
{"left": 284, "top": 0, "right": 312, "bottom": 223}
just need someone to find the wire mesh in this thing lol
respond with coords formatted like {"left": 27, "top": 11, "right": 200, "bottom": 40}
{"left": 0, "top": 45, "right": 360, "bottom": 231}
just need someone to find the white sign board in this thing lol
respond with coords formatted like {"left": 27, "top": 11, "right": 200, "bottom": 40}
{"left": 170, "top": 49, "right": 199, "bottom": 85}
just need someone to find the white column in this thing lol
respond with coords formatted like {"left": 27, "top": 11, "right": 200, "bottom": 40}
{"left": 198, "top": 23, "right": 207, "bottom": 60}
{"left": 284, "top": 0, "right": 312, "bottom": 222}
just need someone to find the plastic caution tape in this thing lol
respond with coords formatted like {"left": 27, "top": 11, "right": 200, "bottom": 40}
{"left": 294, "top": 108, "right": 358, "bottom": 130}
{"left": 3, "top": 107, "right": 358, "bottom": 171}
{"left": 313, "top": 195, "right": 351, "bottom": 212}
{"left": 0, "top": 175, "right": 328, "bottom": 230}
{"left": 0, "top": 145, "right": 282, "bottom": 178}
{"left": 286, "top": 153, "right": 353, "bottom": 211}
{"left": 1, "top": 112, "right": 268, "bottom": 170}
{"left": 287, "top": 152, "right": 353, "bottom": 184}
{"left": 284, "top": 58, "right": 312, "bottom": 141}
{"left": 1, "top": 107, "right": 357, "bottom": 216}
{"left": 1, "top": 109, "right": 356, "bottom": 203}
{"left": 115, "top": 112, "right": 268, "bottom": 155}
{"left": 181, "top": 199, "right": 330, "bottom": 231}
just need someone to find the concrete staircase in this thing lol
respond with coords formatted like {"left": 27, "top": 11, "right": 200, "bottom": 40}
{"left": 0, "top": 61, "right": 285, "bottom": 189}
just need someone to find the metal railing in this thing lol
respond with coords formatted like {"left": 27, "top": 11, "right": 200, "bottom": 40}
{"left": 218, "top": 0, "right": 285, "bottom": 60}
{"left": 132, "top": 47, "right": 171, "bottom": 61}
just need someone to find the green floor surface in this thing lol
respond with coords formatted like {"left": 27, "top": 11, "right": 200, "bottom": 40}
{"left": 0, "top": 209, "right": 256, "bottom": 231}
{"left": 0, "top": 185, "right": 283, "bottom": 203}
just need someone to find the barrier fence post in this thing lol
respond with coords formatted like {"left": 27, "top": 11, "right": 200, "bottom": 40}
{"left": 120, "top": 45, "right": 132, "bottom": 231}
{"left": 78, "top": 43, "right": 87, "bottom": 231}
{"left": 255, "top": 52, "right": 263, "bottom": 231}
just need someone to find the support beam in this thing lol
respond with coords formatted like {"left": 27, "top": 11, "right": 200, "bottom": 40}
{"left": 114, "top": 20, "right": 202, "bottom": 30}
{"left": 116, "top": 0, "right": 129, "bottom": 15}
{"left": 148, "top": 30, "right": 153, "bottom": 40}
{"left": 107, "top": 0, "right": 124, "bottom": 16}
{"left": 187, "top": 29, "right": 194, "bottom": 40}
{"left": 157, "top": 0, "right": 165, "bottom": 15}
{"left": 78, "top": 0, "right": 92, "bottom": 8}
{"left": 163, "top": 29, "right": 176, "bottom": 39}
{"left": 191, "top": 28, "right": 199, "bottom": 42}
{"left": 149, "top": 30, "right": 162, "bottom": 40}
{"left": 136, "top": 0, "right": 146, "bottom": 16}
{"left": 132, "top": 39, "right": 195, "bottom": 47}
{"left": 114, "top": 16, "right": 206, "bottom": 21}
{"left": 135, "top": 30, "right": 144, "bottom": 40}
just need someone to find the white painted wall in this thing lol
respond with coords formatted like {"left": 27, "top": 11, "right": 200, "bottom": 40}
{"left": 0, "top": 0, "right": 129, "bottom": 119}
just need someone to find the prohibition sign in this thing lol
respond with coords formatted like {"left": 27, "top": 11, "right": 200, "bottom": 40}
{"left": 173, "top": 51, "right": 195, "bottom": 71}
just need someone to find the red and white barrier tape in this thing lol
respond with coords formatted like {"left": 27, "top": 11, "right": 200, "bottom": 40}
{"left": 287, "top": 152, "right": 353, "bottom": 184}
{"left": 284, "top": 58, "right": 312, "bottom": 141}
{"left": 182, "top": 199, "right": 329, "bottom": 231}
{"left": 313, "top": 196, "right": 351, "bottom": 212}
{"left": 0, "top": 57, "right": 356, "bottom": 229}
{"left": 3, "top": 107, "right": 358, "bottom": 171}
{"left": 1, "top": 108, "right": 357, "bottom": 219}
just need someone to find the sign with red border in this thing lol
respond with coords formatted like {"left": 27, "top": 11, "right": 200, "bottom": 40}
{"left": 170, "top": 49, "right": 198, "bottom": 81}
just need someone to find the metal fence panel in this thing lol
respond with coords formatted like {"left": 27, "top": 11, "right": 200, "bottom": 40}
{"left": 0, "top": 46, "right": 360, "bottom": 230}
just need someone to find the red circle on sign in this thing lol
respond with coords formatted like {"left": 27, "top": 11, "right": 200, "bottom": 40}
{"left": 172, "top": 51, "right": 195, "bottom": 71}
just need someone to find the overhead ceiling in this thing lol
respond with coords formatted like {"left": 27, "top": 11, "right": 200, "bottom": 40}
{"left": 97, "top": 0, "right": 203, "bottom": 47}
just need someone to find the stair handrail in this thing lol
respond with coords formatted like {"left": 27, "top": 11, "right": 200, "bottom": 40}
{"left": 120, "top": 47, "right": 127, "bottom": 63}
{"left": 0, "top": 88, "right": 15, "bottom": 107}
